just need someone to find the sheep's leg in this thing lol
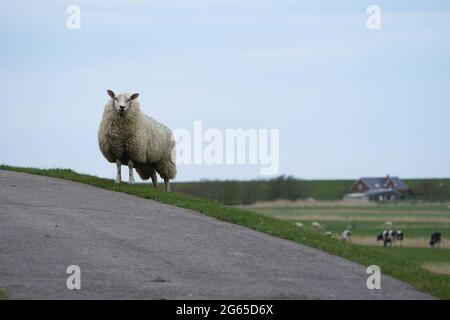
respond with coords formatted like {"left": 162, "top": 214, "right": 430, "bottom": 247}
{"left": 164, "top": 178, "right": 171, "bottom": 192}
{"left": 115, "top": 160, "right": 122, "bottom": 184}
{"left": 150, "top": 171, "right": 158, "bottom": 188}
{"left": 128, "top": 160, "right": 135, "bottom": 184}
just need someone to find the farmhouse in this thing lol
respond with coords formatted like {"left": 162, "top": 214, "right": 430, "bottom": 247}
{"left": 349, "top": 175, "right": 412, "bottom": 200}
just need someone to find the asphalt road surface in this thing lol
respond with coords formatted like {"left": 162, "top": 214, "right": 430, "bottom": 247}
{"left": 0, "top": 170, "right": 432, "bottom": 299}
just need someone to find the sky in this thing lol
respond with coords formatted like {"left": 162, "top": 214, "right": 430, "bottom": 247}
{"left": 0, "top": 0, "right": 449, "bottom": 182}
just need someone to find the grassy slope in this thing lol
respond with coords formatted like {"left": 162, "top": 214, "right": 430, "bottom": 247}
{"left": 0, "top": 291, "right": 7, "bottom": 300}
{"left": 1, "top": 165, "right": 450, "bottom": 299}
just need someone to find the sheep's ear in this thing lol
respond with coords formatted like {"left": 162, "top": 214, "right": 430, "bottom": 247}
{"left": 107, "top": 90, "right": 115, "bottom": 99}
{"left": 130, "top": 93, "right": 139, "bottom": 100}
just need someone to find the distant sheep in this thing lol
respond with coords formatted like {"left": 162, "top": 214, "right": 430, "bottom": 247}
{"left": 429, "top": 232, "right": 442, "bottom": 248}
{"left": 98, "top": 90, "right": 176, "bottom": 191}
{"left": 341, "top": 229, "right": 352, "bottom": 242}
{"left": 325, "top": 231, "right": 333, "bottom": 237}
{"left": 382, "top": 221, "right": 393, "bottom": 228}
{"left": 295, "top": 222, "right": 304, "bottom": 228}
{"left": 311, "top": 222, "right": 321, "bottom": 229}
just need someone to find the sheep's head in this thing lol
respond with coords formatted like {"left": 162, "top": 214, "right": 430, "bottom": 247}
{"left": 107, "top": 90, "right": 139, "bottom": 115}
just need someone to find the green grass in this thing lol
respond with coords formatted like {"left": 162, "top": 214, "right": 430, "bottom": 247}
{"left": 278, "top": 220, "right": 450, "bottom": 238}
{"left": 1, "top": 165, "right": 450, "bottom": 299}
{"left": 328, "top": 222, "right": 450, "bottom": 238}
{"left": 0, "top": 290, "right": 8, "bottom": 300}
{"left": 247, "top": 205, "right": 450, "bottom": 270}
{"left": 390, "top": 247, "right": 450, "bottom": 264}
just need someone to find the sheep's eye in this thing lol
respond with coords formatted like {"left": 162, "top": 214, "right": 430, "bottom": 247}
{"left": 127, "top": 99, "right": 130, "bottom": 103}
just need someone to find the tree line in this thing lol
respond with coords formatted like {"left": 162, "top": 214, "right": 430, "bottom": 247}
{"left": 172, "top": 176, "right": 450, "bottom": 205}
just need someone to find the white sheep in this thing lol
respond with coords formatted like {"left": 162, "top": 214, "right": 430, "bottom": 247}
{"left": 382, "top": 221, "right": 393, "bottom": 228}
{"left": 341, "top": 229, "right": 352, "bottom": 242}
{"left": 295, "top": 222, "right": 304, "bottom": 228}
{"left": 98, "top": 90, "right": 176, "bottom": 191}
{"left": 311, "top": 222, "right": 321, "bottom": 229}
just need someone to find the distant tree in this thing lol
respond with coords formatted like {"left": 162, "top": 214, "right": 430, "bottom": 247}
{"left": 413, "top": 180, "right": 450, "bottom": 201}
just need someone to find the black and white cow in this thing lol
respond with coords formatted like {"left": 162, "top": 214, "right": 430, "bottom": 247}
{"left": 392, "top": 230, "right": 404, "bottom": 245}
{"left": 429, "top": 232, "right": 442, "bottom": 248}
{"left": 377, "top": 230, "right": 393, "bottom": 247}
{"left": 377, "top": 230, "right": 404, "bottom": 247}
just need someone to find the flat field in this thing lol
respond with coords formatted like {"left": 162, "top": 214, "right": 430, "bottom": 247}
{"left": 241, "top": 201, "right": 450, "bottom": 274}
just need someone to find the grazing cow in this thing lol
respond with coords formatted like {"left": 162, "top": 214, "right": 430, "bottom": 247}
{"left": 429, "top": 232, "right": 442, "bottom": 248}
{"left": 377, "top": 230, "right": 393, "bottom": 247}
{"left": 341, "top": 229, "right": 352, "bottom": 242}
{"left": 392, "top": 230, "right": 404, "bottom": 245}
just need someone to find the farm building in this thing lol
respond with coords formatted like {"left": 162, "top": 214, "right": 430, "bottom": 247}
{"left": 346, "top": 176, "right": 412, "bottom": 201}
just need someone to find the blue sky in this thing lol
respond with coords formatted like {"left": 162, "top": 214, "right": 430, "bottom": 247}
{"left": 0, "top": 0, "right": 449, "bottom": 181}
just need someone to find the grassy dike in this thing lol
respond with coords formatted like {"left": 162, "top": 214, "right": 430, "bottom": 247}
{"left": 0, "top": 290, "right": 7, "bottom": 300}
{"left": 1, "top": 164, "right": 449, "bottom": 299}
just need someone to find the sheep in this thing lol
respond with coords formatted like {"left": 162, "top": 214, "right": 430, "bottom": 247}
{"left": 382, "top": 221, "right": 393, "bottom": 228}
{"left": 98, "top": 90, "right": 176, "bottom": 191}
{"left": 295, "top": 222, "right": 304, "bottom": 228}
{"left": 325, "top": 231, "right": 333, "bottom": 237}
{"left": 311, "top": 222, "right": 321, "bottom": 229}
{"left": 429, "top": 232, "right": 442, "bottom": 248}
{"left": 341, "top": 229, "right": 352, "bottom": 242}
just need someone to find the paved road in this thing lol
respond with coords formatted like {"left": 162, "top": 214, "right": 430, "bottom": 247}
{"left": 0, "top": 170, "right": 432, "bottom": 299}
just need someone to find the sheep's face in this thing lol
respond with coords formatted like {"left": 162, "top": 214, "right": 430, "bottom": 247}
{"left": 107, "top": 90, "right": 139, "bottom": 115}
